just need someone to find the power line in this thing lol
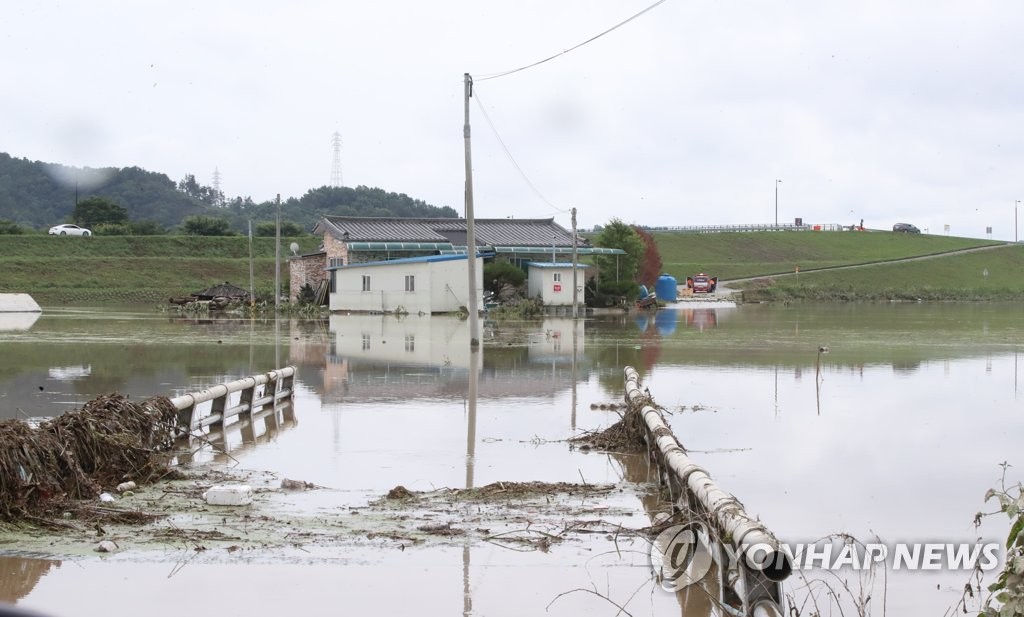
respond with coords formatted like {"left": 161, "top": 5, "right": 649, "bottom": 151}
{"left": 472, "top": 88, "right": 567, "bottom": 214}
{"left": 476, "top": 0, "right": 671, "bottom": 82}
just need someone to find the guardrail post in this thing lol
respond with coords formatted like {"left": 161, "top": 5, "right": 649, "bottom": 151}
{"left": 210, "top": 390, "right": 227, "bottom": 431}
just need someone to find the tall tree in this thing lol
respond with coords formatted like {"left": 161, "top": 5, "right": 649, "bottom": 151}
{"left": 73, "top": 197, "right": 128, "bottom": 228}
{"left": 633, "top": 226, "right": 663, "bottom": 286}
{"left": 592, "top": 219, "right": 643, "bottom": 291}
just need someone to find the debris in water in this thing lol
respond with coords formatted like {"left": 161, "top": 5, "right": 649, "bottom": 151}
{"left": 386, "top": 485, "right": 415, "bottom": 500}
{"left": 203, "top": 485, "right": 254, "bottom": 506}
{"left": 0, "top": 393, "right": 179, "bottom": 521}
{"left": 569, "top": 407, "right": 648, "bottom": 453}
{"left": 96, "top": 540, "right": 118, "bottom": 553}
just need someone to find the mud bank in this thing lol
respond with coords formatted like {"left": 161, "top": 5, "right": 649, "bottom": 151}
{"left": 0, "top": 466, "right": 664, "bottom": 562}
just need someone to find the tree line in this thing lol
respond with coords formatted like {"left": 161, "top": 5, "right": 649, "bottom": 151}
{"left": 0, "top": 152, "right": 458, "bottom": 235}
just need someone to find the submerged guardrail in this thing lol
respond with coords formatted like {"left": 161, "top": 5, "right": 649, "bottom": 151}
{"left": 624, "top": 366, "right": 790, "bottom": 616}
{"left": 171, "top": 366, "right": 295, "bottom": 434}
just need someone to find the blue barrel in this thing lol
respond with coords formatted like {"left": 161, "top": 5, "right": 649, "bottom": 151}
{"left": 655, "top": 274, "right": 678, "bottom": 302}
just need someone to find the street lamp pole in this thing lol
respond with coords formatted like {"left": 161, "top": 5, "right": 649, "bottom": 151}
{"left": 775, "top": 179, "right": 782, "bottom": 227}
{"left": 1016, "top": 200, "right": 1021, "bottom": 243}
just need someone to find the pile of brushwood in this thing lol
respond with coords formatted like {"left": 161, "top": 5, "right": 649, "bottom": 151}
{"left": 569, "top": 395, "right": 651, "bottom": 453}
{"left": 0, "top": 394, "right": 180, "bottom": 521}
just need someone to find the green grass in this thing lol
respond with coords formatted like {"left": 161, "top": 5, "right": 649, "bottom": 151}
{"left": 651, "top": 230, "right": 1001, "bottom": 281}
{"left": 741, "top": 244, "right": 1024, "bottom": 301}
{"left": 3, "top": 231, "right": 1019, "bottom": 305}
{"left": 0, "top": 235, "right": 321, "bottom": 304}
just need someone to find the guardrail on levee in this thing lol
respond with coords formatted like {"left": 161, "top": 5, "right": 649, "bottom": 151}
{"left": 632, "top": 223, "right": 859, "bottom": 233}
{"left": 624, "top": 366, "right": 791, "bottom": 616}
{"left": 171, "top": 366, "right": 296, "bottom": 435}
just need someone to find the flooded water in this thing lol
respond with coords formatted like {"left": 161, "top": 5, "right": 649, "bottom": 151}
{"left": 1, "top": 303, "right": 1023, "bottom": 616}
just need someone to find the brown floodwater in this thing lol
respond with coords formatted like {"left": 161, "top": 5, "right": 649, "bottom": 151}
{"left": 1, "top": 303, "right": 1022, "bottom": 616}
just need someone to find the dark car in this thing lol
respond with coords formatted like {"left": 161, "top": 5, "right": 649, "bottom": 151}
{"left": 893, "top": 223, "right": 920, "bottom": 233}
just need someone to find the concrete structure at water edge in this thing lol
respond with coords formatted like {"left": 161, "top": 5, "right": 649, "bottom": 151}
{"left": 0, "top": 293, "right": 41, "bottom": 313}
{"left": 526, "top": 262, "right": 589, "bottom": 306}
{"left": 0, "top": 294, "right": 42, "bottom": 330}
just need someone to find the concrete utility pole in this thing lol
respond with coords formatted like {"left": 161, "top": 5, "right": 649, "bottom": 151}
{"left": 463, "top": 73, "right": 480, "bottom": 348}
{"left": 274, "top": 194, "right": 281, "bottom": 313}
{"left": 571, "top": 207, "right": 579, "bottom": 319}
{"left": 1016, "top": 199, "right": 1021, "bottom": 243}
{"left": 775, "top": 179, "right": 782, "bottom": 226}
{"left": 248, "top": 220, "right": 255, "bottom": 307}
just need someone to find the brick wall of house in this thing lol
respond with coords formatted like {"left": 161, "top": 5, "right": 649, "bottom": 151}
{"left": 288, "top": 253, "right": 327, "bottom": 301}
{"left": 323, "top": 234, "right": 348, "bottom": 264}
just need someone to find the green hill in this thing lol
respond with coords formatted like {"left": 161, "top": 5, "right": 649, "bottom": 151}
{"left": 0, "top": 152, "right": 458, "bottom": 233}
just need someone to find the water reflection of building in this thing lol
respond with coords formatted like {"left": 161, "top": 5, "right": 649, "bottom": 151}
{"left": 320, "top": 314, "right": 589, "bottom": 403}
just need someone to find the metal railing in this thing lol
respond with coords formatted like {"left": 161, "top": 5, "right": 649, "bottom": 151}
{"left": 171, "top": 366, "right": 295, "bottom": 433}
{"left": 633, "top": 223, "right": 857, "bottom": 233}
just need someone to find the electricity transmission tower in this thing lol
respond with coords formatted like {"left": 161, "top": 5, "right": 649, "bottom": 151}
{"left": 330, "top": 132, "right": 343, "bottom": 187}
{"left": 212, "top": 167, "right": 223, "bottom": 206}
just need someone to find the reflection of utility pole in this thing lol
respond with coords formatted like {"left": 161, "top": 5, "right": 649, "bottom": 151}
{"left": 463, "top": 347, "right": 479, "bottom": 617}
{"left": 571, "top": 321, "right": 578, "bottom": 431}
{"left": 773, "top": 365, "right": 779, "bottom": 416}
{"left": 466, "top": 349, "right": 478, "bottom": 489}
{"left": 462, "top": 544, "right": 472, "bottom": 617}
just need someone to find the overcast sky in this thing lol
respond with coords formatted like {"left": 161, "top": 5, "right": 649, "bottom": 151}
{"left": 3, "top": 1, "right": 1023, "bottom": 238}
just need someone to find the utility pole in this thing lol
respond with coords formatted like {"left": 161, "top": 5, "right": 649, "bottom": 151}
{"left": 571, "top": 207, "right": 579, "bottom": 319}
{"left": 274, "top": 194, "right": 281, "bottom": 313}
{"left": 463, "top": 73, "right": 480, "bottom": 348}
{"left": 775, "top": 179, "right": 782, "bottom": 227}
{"left": 1016, "top": 199, "right": 1021, "bottom": 243}
{"left": 248, "top": 220, "right": 255, "bottom": 307}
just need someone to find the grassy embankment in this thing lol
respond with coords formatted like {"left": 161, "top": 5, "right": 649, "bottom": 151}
{"left": 652, "top": 231, "right": 1024, "bottom": 301}
{"left": 4, "top": 231, "right": 1021, "bottom": 305}
{"left": 0, "top": 235, "right": 321, "bottom": 304}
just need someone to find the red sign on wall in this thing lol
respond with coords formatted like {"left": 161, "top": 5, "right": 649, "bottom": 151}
{"left": 553, "top": 284, "right": 562, "bottom": 292}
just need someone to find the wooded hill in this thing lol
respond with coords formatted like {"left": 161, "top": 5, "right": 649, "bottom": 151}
{"left": 0, "top": 152, "right": 458, "bottom": 233}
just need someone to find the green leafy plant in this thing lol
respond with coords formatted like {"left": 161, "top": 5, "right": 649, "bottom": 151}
{"left": 978, "top": 464, "right": 1024, "bottom": 616}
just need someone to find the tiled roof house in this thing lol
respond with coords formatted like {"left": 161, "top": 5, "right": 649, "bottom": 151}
{"left": 289, "top": 216, "right": 623, "bottom": 307}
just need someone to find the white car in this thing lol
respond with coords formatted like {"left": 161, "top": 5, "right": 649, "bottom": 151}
{"left": 48, "top": 224, "right": 92, "bottom": 236}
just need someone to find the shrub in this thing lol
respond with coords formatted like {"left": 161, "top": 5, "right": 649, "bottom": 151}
{"left": 0, "top": 220, "right": 25, "bottom": 234}
{"left": 92, "top": 223, "right": 131, "bottom": 236}
{"left": 182, "top": 216, "right": 234, "bottom": 236}
{"left": 130, "top": 220, "right": 164, "bottom": 235}
{"left": 484, "top": 261, "right": 526, "bottom": 292}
